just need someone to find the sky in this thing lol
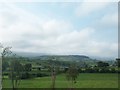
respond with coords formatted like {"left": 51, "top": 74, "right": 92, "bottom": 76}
{"left": 0, "top": 0, "right": 118, "bottom": 58}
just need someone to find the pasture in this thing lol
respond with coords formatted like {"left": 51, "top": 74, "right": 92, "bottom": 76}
{"left": 3, "top": 73, "right": 118, "bottom": 88}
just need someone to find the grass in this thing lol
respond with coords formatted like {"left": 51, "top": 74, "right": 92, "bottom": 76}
{"left": 2, "top": 73, "right": 118, "bottom": 88}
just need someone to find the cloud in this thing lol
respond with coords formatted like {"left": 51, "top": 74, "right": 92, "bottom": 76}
{"left": 99, "top": 13, "right": 118, "bottom": 28}
{"left": 42, "top": 19, "right": 73, "bottom": 37}
{"left": 86, "top": 41, "right": 118, "bottom": 57}
{"left": 0, "top": 3, "right": 73, "bottom": 48}
{"left": 0, "top": 2, "right": 118, "bottom": 58}
{"left": 75, "top": 2, "right": 110, "bottom": 17}
{"left": 90, "top": 11, "right": 118, "bottom": 33}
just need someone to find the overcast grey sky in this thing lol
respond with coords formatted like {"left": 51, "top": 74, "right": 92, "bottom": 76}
{"left": 0, "top": 0, "right": 118, "bottom": 58}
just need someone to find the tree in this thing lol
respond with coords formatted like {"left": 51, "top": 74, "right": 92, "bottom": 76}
{"left": 24, "top": 63, "right": 32, "bottom": 72}
{"left": 10, "top": 58, "right": 23, "bottom": 90}
{"left": 0, "top": 43, "right": 2, "bottom": 89}
{"left": 116, "top": 58, "right": 120, "bottom": 67}
{"left": 22, "top": 63, "right": 32, "bottom": 79}
{"left": 2, "top": 60, "right": 9, "bottom": 79}
{"left": 116, "top": 58, "right": 120, "bottom": 73}
{"left": 0, "top": 43, "right": 23, "bottom": 90}
{"left": 0, "top": 43, "right": 12, "bottom": 81}
{"left": 64, "top": 67, "right": 69, "bottom": 73}
{"left": 47, "top": 57, "right": 57, "bottom": 89}
{"left": 66, "top": 64, "right": 79, "bottom": 88}
{"left": 50, "top": 66, "right": 56, "bottom": 89}
{"left": 97, "top": 61, "right": 109, "bottom": 67}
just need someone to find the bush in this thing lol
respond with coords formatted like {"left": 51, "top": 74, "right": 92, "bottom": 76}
{"left": 20, "top": 72, "right": 30, "bottom": 79}
{"left": 78, "top": 68, "right": 83, "bottom": 73}
{"left": 30, "top": 72, "right": 50, "bottom": 77}
{"left": 110, "top": 68, "right": 116, "bottom": 73}
{"left": 93, "top": 68, "right": 99, "bottom": 73}
{"left": 36, "top": 72, "right": 49, "bottom": 77}
{"left": 3, "top": 72, "right": 9, "bottom": 76}
{"left": 99, "top": 68, "right": 110, "bottom": 73}
{"left": 64, "top": 67, "right": 69, "bottom": 73}
{"left": 77, "top": 67, "right": 118, "bottom": 73}
{"left": 85, "top": 68, "right": 94, "bottom": 73}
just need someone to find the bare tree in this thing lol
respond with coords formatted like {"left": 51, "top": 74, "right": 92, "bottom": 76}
{"left": 10, "top": 54, "right": 23, "bottom": 90}
{"left": 66, "top": 64, "right": 79, "bottom": 89}
{"left": 0, "top": 43, "right": 12, "bottom": 81}
{"left": 0, "top": 43, "right": 23, "bottom": 90}
{"left": 48, "top": 57, "right": 57, "bottom": 89}
{"left": 51, "top": 66, "right": 56, "bottom": 89}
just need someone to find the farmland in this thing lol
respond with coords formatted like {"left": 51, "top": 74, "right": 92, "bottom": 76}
{"left": 1, "top": 54, "right": 119, "bottom": 89}
{"left": 3, "top": 73, "right": 118, "bottom": 88}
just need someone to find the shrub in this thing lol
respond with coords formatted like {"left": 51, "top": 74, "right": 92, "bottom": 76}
{"left": 85, "top": 68, "right": 94, "bottom": 73}
{"left": 110, "top": 68, "right": 116, "bottom": 73}
{"left": 99, "top": 68, "right": 110, "bottom": 73}
{"left": 3, "top": 72, "right": 9, "bottom": 76}
{"left": 20, "top": 72, "right": 30, "bottom": 79}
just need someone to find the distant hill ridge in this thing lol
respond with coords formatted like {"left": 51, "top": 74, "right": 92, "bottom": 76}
{"left": 32, "top": 55, "right": 90, "bottom": 61}
{"left": 13, "top": 51, "right": 114, "bottom": 61}
{"left": 13, "top": 51, "right": 89, "bottom": 59}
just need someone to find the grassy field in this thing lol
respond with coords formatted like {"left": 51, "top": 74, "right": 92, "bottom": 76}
{"left": 3, "top": 73, "right": 118, "bottom": 88}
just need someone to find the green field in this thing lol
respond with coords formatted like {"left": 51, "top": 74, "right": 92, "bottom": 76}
{"left": 3, "top": 73, "right": 118, "bottom": 88}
